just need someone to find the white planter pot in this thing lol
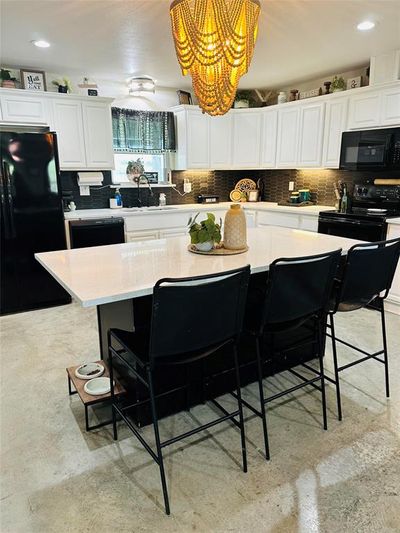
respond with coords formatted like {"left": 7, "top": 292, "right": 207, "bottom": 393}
{"left": 195, "top": 241, "right": 214, "bottom": 252}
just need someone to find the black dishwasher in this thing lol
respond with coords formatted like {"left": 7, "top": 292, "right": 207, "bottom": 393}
{"left": 69, "top": 218, "right": 125, "bottom": 248}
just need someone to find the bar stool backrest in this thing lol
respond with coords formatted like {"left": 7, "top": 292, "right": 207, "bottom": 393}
{"left": 260, "top": 249, "right": 342, "bottom": 329}
{"left": 149, "top": 265, "right": 251, "bottom": 360}
{"left": 334, "top": 237, "right": 400, "bottom": 310}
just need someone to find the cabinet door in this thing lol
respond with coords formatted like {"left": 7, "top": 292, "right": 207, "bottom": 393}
{"left": 209, "top": 114, "right": 232, "bottom": 169}
{"left": 260, "top": 109, "right": 278, "bottom": 168}
{"left": 82, "top": 102, "right": 114, "bottom": 169}
{"left": 297, "top": 102, "right": 325, "bottom": 167}
{"left": 159, "top": 228, "right": 187, "bottom": 238}
{"left": 381, "top": 87, "right": 400, "bottom": 126}
{"left": 0, "top": 93, "right": 49, "bottom": 124}
{"left": 299, "top": 215, "right": 318, "bottom": 232}
{"left": 276, "top": 107, "right": 299, "bottom": 168}
{"left": 232, "top": 111, "right": 261, "bottom": 168}
{"left": 52, "top": 100, "right": 87, "bottom": 169}
{"left": 322, "top": 98, "right": 348, "bottom": 168}
{"left": 348, "top": 92, "right": 381, "bottom": 129}
{"left": 186, "top": 109, "right": 209, "bottom": 168}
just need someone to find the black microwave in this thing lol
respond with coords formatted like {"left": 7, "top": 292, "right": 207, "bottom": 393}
{"left": 339, "top": 127, "right": 400, "bottom": 170}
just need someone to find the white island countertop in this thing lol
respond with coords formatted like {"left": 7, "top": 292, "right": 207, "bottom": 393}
{"left": 36, "top": 227, "right": 361, "bottom": 307}
{"left": 64, "top": 202, "right": 335, "bottom": 220}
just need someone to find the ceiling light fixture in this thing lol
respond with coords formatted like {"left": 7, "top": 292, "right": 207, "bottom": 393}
{"left": 128, "top": 76, "right": 156, "bottom": 94}
{"left": 31, "top": 39, "right": 51, "bottom": 48}
{"left": 170, "top": 0, "right": 261, "bottom": 116}
{"left": 357, "top": 20, "right": 375, "bottom": 31}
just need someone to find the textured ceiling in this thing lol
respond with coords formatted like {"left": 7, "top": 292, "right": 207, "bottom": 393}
{"left": 1, "top": 0, "right": 399, "bottom": 89}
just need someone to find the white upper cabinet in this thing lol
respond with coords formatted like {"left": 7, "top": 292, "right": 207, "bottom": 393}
{"left": 347, "top": 91, "right": 381, "bottom": 129}
{"left": 322, "top": 97, "right": 348, "bottom": 168}
{"left": 209, "top": 114, "right": 232, "bottom": 169}
{"left": 186, "top": 108, "right": 209, "bottom": 169}
{"left": 381, "top": 86, "right": 400, "bottom": 126}
{"left": 297, "top": 102, "right": 325, "bottom": 167}
{"left": 276, "top": 107, "right": 299, "bottom": 167}
{"left": 52, "top": 99, "right": 87, "bottom": 169}
{"left": 232, "top": 111, "right": 261, "bottom": 168}
{"left": 260, "top": 109, "right": 278, "bottom": 168}
{"left": 82, "top": 102, "right": 114, "bottom": 169}
{"left": 0, "top": 91, "right": 49, "bottom": 124}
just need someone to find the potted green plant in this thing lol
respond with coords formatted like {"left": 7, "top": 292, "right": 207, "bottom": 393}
{"left": 188, "top": 212, "right": 222, "bottom": 252}
{"left": 52, "top": 77, "right": 72, "bottom": 93}
{"left": 126, "top": 159, "right": 145, "bottom": 182}
{"left": 331, "top": 76, "right": 346, "bottom": 92}
{"left": 0, "top": 69, "right": 17, "bottom": 88}
{"left": 234, "top": 90, "right": 257, "bottom": 109}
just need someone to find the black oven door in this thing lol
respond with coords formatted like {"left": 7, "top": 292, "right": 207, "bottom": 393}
{"left": 339, "top": 130, "right": 394, "bottom": 170}
{"left": 318, "top": 216, "right": 387, "bottom": 242}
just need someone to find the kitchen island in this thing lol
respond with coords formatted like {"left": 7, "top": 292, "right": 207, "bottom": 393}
{"left": 36, "top": 227, "right": 361, "bottom": 424}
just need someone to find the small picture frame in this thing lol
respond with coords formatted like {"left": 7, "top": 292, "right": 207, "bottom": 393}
{"left": 177, "top": 90, "right": 192, "bottom": 105}
{"left": 20, "top": 69, "right": 47, "bottom": 91}
{"left": 248, "top": 190, "right": 259, "bottom": 202}
{"left": 347, "top": 76, "right": 362, "bottom": 90}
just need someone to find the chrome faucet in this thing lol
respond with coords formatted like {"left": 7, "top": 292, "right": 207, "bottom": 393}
{"left": 134, "top": 174, "right": 154, "bottom": 207}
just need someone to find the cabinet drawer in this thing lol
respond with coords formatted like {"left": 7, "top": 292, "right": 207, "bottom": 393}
{"left": 257, "top": 211, "right": 300, "bottom": 228}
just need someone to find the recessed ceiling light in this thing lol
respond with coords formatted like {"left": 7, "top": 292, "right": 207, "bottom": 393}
{"left": 31, "top": 40, "right": 50, "bottom": 48}
{"left": 357, "top": 20, "right": 375, "bottom": 31}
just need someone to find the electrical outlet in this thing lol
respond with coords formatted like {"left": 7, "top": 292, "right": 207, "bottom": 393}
{"left": 183, "top": 179, "right": 192, "bottom": 193}
{"left": 79, "top": 185, "right": 90, "bottom": 196}
{"left": 288, "top": 181, "right": 295, "bottom": 191}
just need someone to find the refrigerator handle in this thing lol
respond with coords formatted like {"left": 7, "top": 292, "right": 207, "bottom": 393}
{"left": 1, "top": 161, "right": 16, "bottom": 239}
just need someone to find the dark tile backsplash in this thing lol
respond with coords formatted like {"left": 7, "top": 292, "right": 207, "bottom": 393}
{"left": 61, "top": 168, "right": 400, "bottom": 211}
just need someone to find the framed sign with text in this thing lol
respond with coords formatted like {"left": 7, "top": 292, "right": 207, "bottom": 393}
{"left": 20, "top": 69, "right": 47, "bottom": 91}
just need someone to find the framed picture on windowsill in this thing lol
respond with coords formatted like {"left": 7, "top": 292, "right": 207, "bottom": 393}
{"left": 177, "top": 90, "right": 193, "bottom": 105}
{"left": 20, "top": 69, "right": 47, "bottom": 91}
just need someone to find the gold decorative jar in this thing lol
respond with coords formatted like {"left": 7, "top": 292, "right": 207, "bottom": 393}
{"left": 224, "top": 204, "right": 247, "bottom": 250}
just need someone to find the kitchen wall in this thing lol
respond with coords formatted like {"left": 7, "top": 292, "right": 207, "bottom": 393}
{"left": 62, "top": 168, "right": 400, "bottom": 210}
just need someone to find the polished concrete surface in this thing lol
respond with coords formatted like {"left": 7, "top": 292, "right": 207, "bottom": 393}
{"left": 1, "top": 303, "right": 399, "bottom": 532}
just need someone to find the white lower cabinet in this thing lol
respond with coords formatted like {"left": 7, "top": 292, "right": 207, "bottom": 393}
{"left": 125, "top": 230, "right": 159, "bottom": 242}
{"left": 257, "top": 210, "right": 300, "bottom": 229}
{"left": 386, "top": 224, "right": 400, "bottom": 314}
{"left": 299, "top": 215, "right": 319, "bottom": 232}
{"left": 159, "top": 228, "right": 188, "bottom": 238}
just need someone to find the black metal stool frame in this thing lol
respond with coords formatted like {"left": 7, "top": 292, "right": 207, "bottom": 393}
{"left": 325, "top": 237, "right": 400, "bottom": 421}
{"left": 235, "top": 249, "right": 342, "bottom": 460}
{"left": 108, "top": 266, "right": 250, "bottom": 516}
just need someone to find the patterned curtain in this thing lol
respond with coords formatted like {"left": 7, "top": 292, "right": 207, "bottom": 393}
{"left": 112, "top": 108, "right": 176, "bottom": 153}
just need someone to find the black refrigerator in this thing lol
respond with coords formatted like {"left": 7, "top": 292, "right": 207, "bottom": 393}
{"left": 0, "top": 129, "right": 71, "bottom": 315}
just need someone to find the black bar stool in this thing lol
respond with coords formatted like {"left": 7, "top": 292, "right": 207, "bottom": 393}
{"left": 238, "top": 249, "right": 342, "bottom": 460}
{"left": 326, "top": 237, "right": 400, "bottom": 421}
{"left": 108, "top": 265, "right": 250, "bottom": 515}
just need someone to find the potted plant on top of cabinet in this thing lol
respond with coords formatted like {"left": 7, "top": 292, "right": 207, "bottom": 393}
{"left": 331, "top": 76, "right": 346, "bottom": 92}
{"left": 0, "top": 69, "right": 18, "bottom": 88}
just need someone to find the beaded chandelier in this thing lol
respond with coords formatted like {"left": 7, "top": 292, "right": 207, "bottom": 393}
{"left": 170, "top": 0, "right": 261, "bottom": 116}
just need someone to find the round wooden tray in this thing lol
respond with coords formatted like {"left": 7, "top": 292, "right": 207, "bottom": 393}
{"left": 188, "top": 244, "right": 249, "bottom": 256}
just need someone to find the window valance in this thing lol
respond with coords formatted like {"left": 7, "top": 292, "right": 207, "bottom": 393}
{"left": 112, "top": 108, "right": 176, "bottom": 153}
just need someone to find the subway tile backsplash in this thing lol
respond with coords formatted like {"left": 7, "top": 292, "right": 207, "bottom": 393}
{"left": 61, "top": 168, "right": 399, "bottom": 210}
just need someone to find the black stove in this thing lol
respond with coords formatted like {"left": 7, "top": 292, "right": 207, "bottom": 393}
{"left": 318, "top": 183, "right": 400, "bottom": 242}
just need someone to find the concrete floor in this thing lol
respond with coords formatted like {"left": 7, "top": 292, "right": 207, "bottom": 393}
{"left": 1, "top": 302, "right": 399, "bottom": 533}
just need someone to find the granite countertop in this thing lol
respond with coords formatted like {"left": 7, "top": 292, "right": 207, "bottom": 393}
{"left": 64, "top": 202, "right": 335, "bottom": 220}
{"left": 36, "top": 226, "right": 360, "bottom": 307}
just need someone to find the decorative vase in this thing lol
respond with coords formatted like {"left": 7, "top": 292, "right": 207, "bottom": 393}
{"left": 277, "top": 91, "right": 287, "bottom": 104}
{"left": 195, "top": 241, "right": 214, "bottom": 252}
{"left": 224, "top": 205, "right": 247, "bottom": 250}
{"left": 2, "top": 80, "right": 16, "bottom": 88}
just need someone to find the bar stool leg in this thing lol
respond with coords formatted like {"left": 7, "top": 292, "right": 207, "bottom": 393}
{"left": 317, "top": 319, "right": 328, "bottom": 430}
{"left": 329, "top": 313, "right": 342, "bottom": 421}
{"left": 233, "top": 343, "right": 247, "bottom": 473}
{"left": 108, "top": 332, "right": 118, "bottom": 441}
{"left": 147, "top": 367, "right": 171, "bottom": 516}
{"left": 255, "top": 336, "right": 270, "bottom": 461}
{"left": 380, "top": 301, "right": 390, "bottom": 398}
